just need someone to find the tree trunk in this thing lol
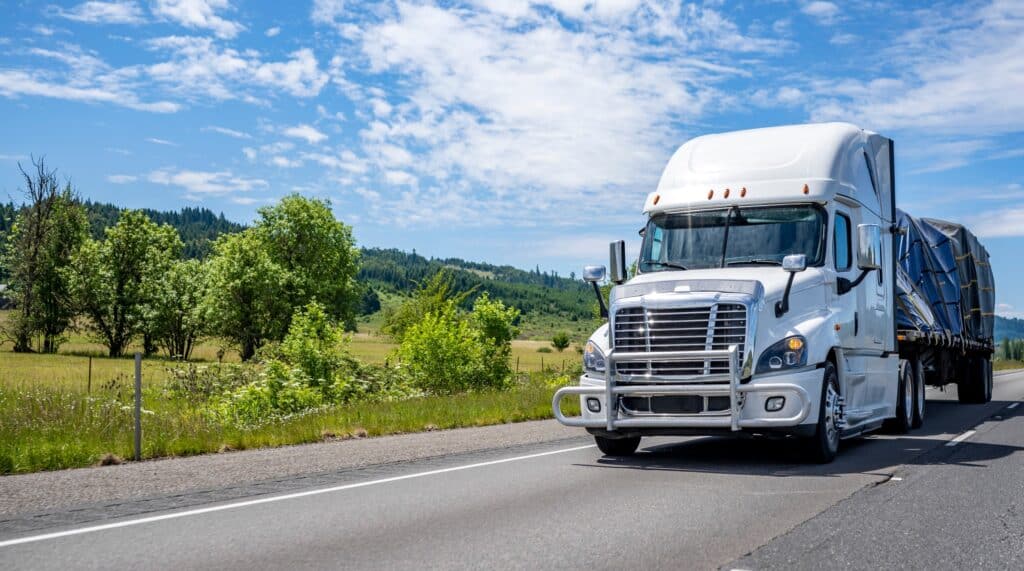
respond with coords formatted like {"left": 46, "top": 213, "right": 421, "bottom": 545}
{"left": 241, "top": 339, "right": 256, "bottom": 361}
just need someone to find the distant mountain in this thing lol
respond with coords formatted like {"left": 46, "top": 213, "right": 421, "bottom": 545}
{"left": 995, "top": 315, "right": 1024, "bottom": 342}
{"left": 81, "top": 201, "right": 246, "bottom": 259}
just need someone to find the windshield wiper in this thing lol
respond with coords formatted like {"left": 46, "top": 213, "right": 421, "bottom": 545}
{"left": 720, "top": 205, "right": 739, "bottom": 268}
{"left": 646, "top": 261, "right": 688, "bottom": 271}
{"left": 725, "top": 259, "right": 782, "bottom": 266}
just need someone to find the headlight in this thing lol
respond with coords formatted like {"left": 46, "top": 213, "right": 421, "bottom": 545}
{"left": 755, "top": 335, "right": 807, "bottom": 374}
{"left": 583, "top": 341, "right": 606, "bottom": 374}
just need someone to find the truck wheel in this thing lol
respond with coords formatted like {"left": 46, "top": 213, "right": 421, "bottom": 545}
{"left": 595, "top": 435, "right": 641, "bottom": 456}
{"left": 802, "top": 362, "right": 840, "bottom": 464}
{"left": 958, "top": 358, "right": 992, "bottom": 404}
{"left": 884, "top": 360, "right": 913, "bottom": 433}
{"left": 911, "top": 358, "right": 925, "bottom": 429}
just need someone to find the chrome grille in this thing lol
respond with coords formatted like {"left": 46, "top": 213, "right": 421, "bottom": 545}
{"left": 613, "top": 303, "right": 746, "bottom": 378}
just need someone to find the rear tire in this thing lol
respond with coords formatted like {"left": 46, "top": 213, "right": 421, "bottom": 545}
{"left": 884, "top": 360, "right": 913, "bottom": 434}
{"left": 595, "top": 435, "right": 641, "bottom": 456}
{"left": 802, "top": 362, "right": 840, "bottom": 464}
{"left": 911, "top": 358, "right": 925, "bottom": 429}
{"left": 958, "top": 357, "right": 993, "bottom": 404}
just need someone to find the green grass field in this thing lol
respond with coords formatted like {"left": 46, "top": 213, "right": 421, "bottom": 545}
{"left": 0, "top": 309, "right": 584, "bottom": 474}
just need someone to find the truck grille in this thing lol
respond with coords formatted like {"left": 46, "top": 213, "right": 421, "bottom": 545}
{"left": 613, "top": 303, "right": 746, "bottom": 378}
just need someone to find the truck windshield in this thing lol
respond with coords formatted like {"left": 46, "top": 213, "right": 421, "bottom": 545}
{"left": 639, "top": 204, "right": 826, "bottom": 272}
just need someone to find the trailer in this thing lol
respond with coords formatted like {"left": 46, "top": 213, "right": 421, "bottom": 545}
{"left": 553, "top": 122, "right": 995, "bottom": 463}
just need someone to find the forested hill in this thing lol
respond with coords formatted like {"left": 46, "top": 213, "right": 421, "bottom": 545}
{"left": 359, "top": 248, "right": 593, "bottom": 320}
{"left": 996, "top": 316, "right": 1024, "bottom": 342}
{"left": 81, "top": 201, "right": 246, "bottom": 259}
{"left": 0, "top": 200, "right": 594, "bottom": 321}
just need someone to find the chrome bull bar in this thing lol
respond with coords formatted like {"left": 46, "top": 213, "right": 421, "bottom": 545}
{"left": 552, "top": 345, "right": 812, "bottom": 432}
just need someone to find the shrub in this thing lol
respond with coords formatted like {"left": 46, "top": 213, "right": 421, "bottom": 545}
{"left": 398, "top": 304, "right": 487, "bottom": 394}
{"left": 551, "top": 331, "right": 571, "bottom": 352}
{"left": 536, "top": 346, "right": 552, "bottom": 353}
{"left": 165, "top": 362, "right": 258, "bottom": 402}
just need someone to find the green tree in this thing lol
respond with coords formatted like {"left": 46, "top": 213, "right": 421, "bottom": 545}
{"left": 148, "top": 259, "right": 208, "bottom": 359}
{"left": 278, "top": 301, "right": 349, "bottom": 392}
{"left": 204, "top": 195, "right": 360, "bottom": 360}
{"left": 204, "top": 231, "right": 290, "bottom": 361}
{"left": 397, "top": 303, "right": 487, "bottom": 395}
{"left": 1, "top": 159, "right": 88, "bottom": 353}
{"left": 68, "top": 210, "right": 183, "bottom": 357}
{"left": 551, "top": 331, "right": 571, "bottom": 352}
{"left": 383, "top": 270, "right": 473, "bottom": 341}
{"left": 470, "top": 293, "right": 520, "bottom": 387}
{"left": 254, "top": 194, "right": 360, "bottom": 324}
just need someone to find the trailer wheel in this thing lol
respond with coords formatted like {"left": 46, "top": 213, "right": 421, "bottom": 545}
{"left": 958, "top": 358, "right": 993, "bottom": 404}
{"left": 594, "top": 435, "right": 641, "bottom": 457}
{"left": 884, "top": 360, "right": 913, "bottom": 433}
{"left": 802, "top": 362, "right": 840, "bottom": 464}
{"left": 911, "top": 359, "right": 925, "bottom": 429}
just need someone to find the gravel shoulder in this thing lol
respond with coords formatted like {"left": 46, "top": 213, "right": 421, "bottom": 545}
{"left": 0, "top": 419, "right": 579, "bottom": 517}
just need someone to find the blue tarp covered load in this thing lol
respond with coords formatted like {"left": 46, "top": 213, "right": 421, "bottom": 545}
{"left": 895, "top": 209, "right": 994, "bottom": 342}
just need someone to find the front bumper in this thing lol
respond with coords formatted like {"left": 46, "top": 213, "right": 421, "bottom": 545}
{"left": 552, "top": 346, "right": 821, "bottom": 432}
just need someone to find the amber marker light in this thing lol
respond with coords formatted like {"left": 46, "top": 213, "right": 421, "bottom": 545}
{"left": 740, "top": 187, "right": 747, "bottom": 197}
{"left": 724, "top": 188, "right": 731, "bottom": 198}
{"left": 834, "top": 324, "right": 842, "bottom": 331}
{"left": 787, "top": 337, "right": 804, "bottom": 351}
{"left": 653, "top": 194, "right": 660, "bottom": 205}
{"left": 802, "top": 184, "right": 810, "bottom": 195}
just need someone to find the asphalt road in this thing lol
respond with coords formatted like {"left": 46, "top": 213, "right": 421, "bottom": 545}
{"left": 3, "top": 371, "right": 1024, "bottom": 570}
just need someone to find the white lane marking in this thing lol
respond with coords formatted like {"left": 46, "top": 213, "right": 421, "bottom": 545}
{"left": 1009, "top": 403, "right": 1020, "bottom": 410}
{"left": 890, "top": 477, "right": 903, "bottom": 482}
{"left": 945, "top": 430, "right": 977, "bottom": 447}
{"left": 0, "top": 443, "right": 596, "bottom": 549}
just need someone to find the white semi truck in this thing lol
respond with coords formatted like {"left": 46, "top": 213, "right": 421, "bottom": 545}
{"left": 553, "top": 123, "right": 995, "bottom": 463}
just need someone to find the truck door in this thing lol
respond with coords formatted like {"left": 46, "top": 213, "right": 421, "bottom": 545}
{"left": 832, "top": 207, "right": 873, "bottom": 418}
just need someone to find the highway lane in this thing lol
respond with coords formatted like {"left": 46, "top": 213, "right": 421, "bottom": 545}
{"left": 3, "top": 370, "right": 1024, "bottom": 570}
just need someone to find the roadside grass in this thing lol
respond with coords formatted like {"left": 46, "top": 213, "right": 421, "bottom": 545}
{"left": 993, "top": 359, "right": 1024, "bottom": 371}
{"left": 0, "top": 308, "right": 585, "bottom": 475}
{"left": 0, "top": 375, "right": 578, "bottom": 474}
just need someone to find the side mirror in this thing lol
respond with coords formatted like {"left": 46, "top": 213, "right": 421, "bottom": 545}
{"left": 782, "top": 254, "right": 807, "bottom": 273}
{"left": 583, "top": 265, "right": 606, "bottom": 283}
{"left": 857, "top": 224, "right": 882, "bottom": 270}
{"left": 609, "top": 240, "right": 627, "bottom": 284}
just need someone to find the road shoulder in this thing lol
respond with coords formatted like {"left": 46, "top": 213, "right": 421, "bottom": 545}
{"left": 0, "top": 419, "right": 579, "bottom": 520}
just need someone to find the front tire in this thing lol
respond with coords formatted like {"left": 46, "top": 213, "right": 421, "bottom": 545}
{"left": 595, "top": 435, "right": 641, "bottom": 456}
{"left": 802, "top": 362, "right": 841, "bottom": 464}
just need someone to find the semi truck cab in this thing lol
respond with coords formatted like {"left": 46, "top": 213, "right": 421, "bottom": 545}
{"left": 553, "top": 123, "right": 993, "bottom": 463}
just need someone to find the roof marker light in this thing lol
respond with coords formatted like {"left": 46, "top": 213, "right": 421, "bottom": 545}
{"left": 740, "top": 187, "right": 747, "bottom": 198}
{"left": 708, "top": 190, "right": 714, "bottom": 200}
{"left": 802, "top": 184, "right": 810, "bottom": 195}
{"left": 724, "top": 188, "right": 731, "bottom": 198}
{"left": 653, "top": 194, "right": 660, "bottom": 205}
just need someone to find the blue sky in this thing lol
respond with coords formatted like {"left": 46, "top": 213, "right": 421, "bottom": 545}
{"left": 1, "top": 1, "right": 1023, "bottom": 313}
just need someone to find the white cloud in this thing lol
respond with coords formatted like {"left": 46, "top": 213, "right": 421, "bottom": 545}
{"left": 151, "top": 0, "right": 243, "bottom": 39}
{"left": 33, "top": 25, "right": 56, "bottom": 36}
{"left": 312, "top": 0, "right": 345, "bottom": 24}
{"left": 967, "top": 206, "right": 1024, "bottom": 238}
{"left": 384, "top": 170, "right": 417, "bottom": 186}
{"left": 0, "top": 154, "right": 27, "bottom": 161}
{"left": 106, "top": 174, "right": 137, "bottom": 183}
{"left": 57, "top": 1, "right": 144, "bottom": 24}
{"left": 0, "top": 69, "right": 179, "bottom": 113}
{"left": 148, "top": 168, "right": 268, "bottom": 194}
{"left": 145, "top": 137, "right": 178, "bottom": 146}
{"left": 829, "top": 32, "right": 857, "bottom": 45}
{"left": 146, "top": 37, "right": 329, "bottom": 99}
{"left": 265, "top": 26, "right": 281, "bottom": 37}
{"left": 283, "top": 124, "right": 328, "bottom": 144}
{"left": 202, "top": 125, "right": 251, "bottom": 139}
{"left": 801, "top": 1, "right": 840, "bottom": 25}
{"left": 270, "top": 155, "right": 302, "bottom": 168}
{"left": 807, "top": 1, "right": 1024, "bottom": 136}
{"left": 342, "top": 1, "right": 784, "bottom": 226}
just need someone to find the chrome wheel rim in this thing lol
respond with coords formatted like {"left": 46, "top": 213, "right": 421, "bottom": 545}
{"left": 824, "top": 382, "right": 840, "bottom": 451}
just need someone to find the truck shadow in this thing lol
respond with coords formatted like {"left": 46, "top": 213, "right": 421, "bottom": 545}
{"left": 582, "top": 399, "right": 1023, "bottom": 477}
